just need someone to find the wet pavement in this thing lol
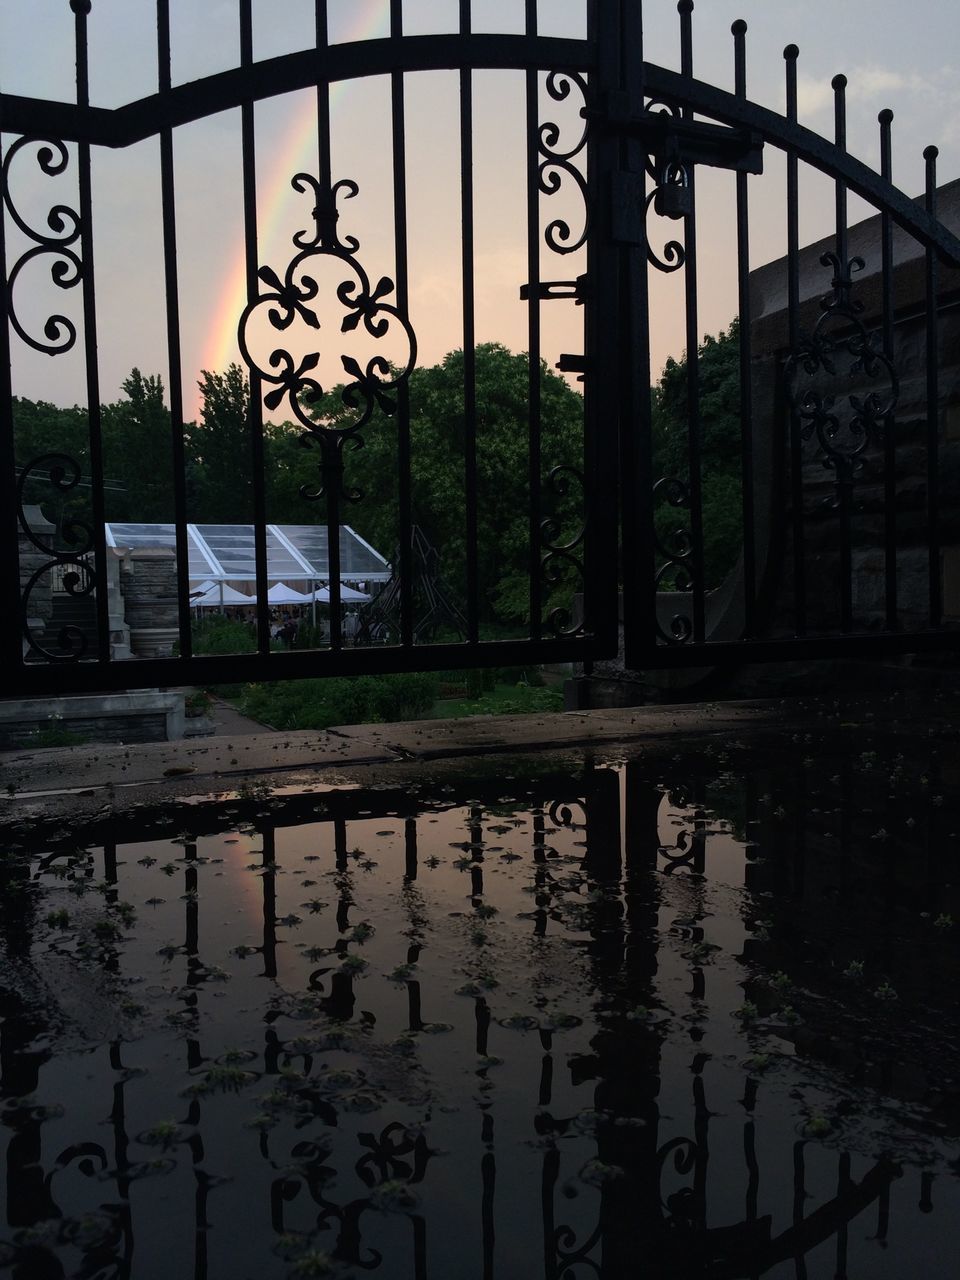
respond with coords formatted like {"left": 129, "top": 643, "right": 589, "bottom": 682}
{"left": 0, "top": 693, "right": 958, "bottom": 1278}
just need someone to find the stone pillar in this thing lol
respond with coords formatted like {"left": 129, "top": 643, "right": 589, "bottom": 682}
{"left": 106, "top": 547, "right": 133, "bottom": 660}
{"left": 18, "top": 504, "right": 55, "bottom": 656}
{"left": 120, "top": 546, "right": 180, "bottom": 657}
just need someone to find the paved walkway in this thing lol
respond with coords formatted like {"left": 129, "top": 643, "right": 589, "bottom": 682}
{"left": 1, "top": 690, "right": 934, "bottom": 825}
{"left": 205, "top": 694, "right": 272, "bottom": 737}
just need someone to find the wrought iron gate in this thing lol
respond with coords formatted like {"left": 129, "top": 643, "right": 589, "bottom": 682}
{"left": 2, "top": 1, "right": 960, "bottom": 699}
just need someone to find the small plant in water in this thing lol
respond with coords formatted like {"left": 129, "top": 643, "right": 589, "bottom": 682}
{"left": 90, "top": 918, "right": 124, "bottom": 945}
{"left": 578, "top": 1159, "right": 625, "bottom": 1187}
{"left": 804, "top": 1111, "right": 832, "bottom": 1137}
{"left": 746, "top": 1053, "right": 772, "bottom": 1073}
{"left": 934, "top": 913, "right": 954, "bottom": 930}
{"left": 339, "top": 954, "right": 368, "bottom": 975}
{"left": 874, "top": 981, "right": 899, "bottom": 1001}
{"left": 45, "top": 909, "right": 70, "bottom": 929}
{"left": 369, "top": 1180, "right": 418, "bottom": 1212}
{"left": 184, "top": 1065, "right": 256, "bottom": 1096}
{"left": 686, "top": 941, "right": 718, "bottom": 965}
{"left": 499, "top": 1012, "right": 539, "bottom": 1031}
{"left": 843, "top": 959, "right": 865, "bottom": 980}
{"left": 140, "top": 1120, "right": 183, "bottom": 1149}
{"left": 735, "top": 1000, "right": 759, "bottom": 1023}
{"left": 288, "top": 1250, "right": 338, "bottom": 1278}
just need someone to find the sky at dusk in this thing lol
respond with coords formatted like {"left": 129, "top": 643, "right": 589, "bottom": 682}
{"left": 1, "top": 0, "right": 957, "bottom": 422}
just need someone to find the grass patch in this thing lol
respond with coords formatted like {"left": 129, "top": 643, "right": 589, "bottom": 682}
{"left": 428, "top": 683, "right": 563, "bottom": 719}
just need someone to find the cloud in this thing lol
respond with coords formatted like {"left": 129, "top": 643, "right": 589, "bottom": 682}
{"left": 797, "top": 63, "right": 960, "bottom": 118}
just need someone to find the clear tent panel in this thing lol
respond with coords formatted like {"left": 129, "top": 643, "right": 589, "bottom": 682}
{"left": 282, "top": 524, "right": 391, "bottom": 581}
{"left": 105, "top": 523, "right": 215, "bottom": 579}
{"left": 192, "top": 526, "right": 312, "bottom": 582}
{"left": 104, "top": 523, "right": 391, "bottom": 585}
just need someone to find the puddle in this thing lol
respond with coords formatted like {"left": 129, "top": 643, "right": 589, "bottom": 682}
{"left": 0, "top": 741, "right": 957, "bottom": 1278}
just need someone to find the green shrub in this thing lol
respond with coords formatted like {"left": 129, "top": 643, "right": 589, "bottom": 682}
{"left": 238, "top": 672, "right": 439, "bottom": 731}
{"left": 468, "top": 686, "right": 563, "bottom": 716}
{"left": 191, "top": 616, "right": 256, "bottom": 655}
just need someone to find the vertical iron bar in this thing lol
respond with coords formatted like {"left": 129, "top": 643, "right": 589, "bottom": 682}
{"left": 72, "top": 0, "right": 110, "bottom": 667}
{"left": 733, "top": 21, "right": 755, "bottom": 637}
{"left": 679, "top": 1, "right": 705, "bottom": 642}
{"left": 315, "top": 2, "right": 331, "bottom": 188}
{"left": 390, "top": 0, "right": 413, "bottom": 648}
{"left": 404, "top": 816, "right": 417, "bottom": 881}
{"left": 616, "top": 0, "right": 653, "bottom": 660}
{"left": 835, "top": 1152, "right": 851, "bottom": 1278}
{"left": 460, "top": 0, "right": 479, "bottom": 644}
{"left": 792, "top": 1141, "right": 808, "bottom": 1280}
{"left": 481, "top": 1115, "right": 496, "bottom": 1280}
{"left": 0, "top": 116, "right": 21, "bottom": 683}
{"left": 743, "top": 1120, "right": 759, "bottom": 1224}
{"left": 157, "top": 0, "right": 192, "bottom": 659}
{"left": 785, "top": 45, "right": 806, "bottom": 635}
{"left": 879, "top": 109, "right": 898, "bottom": 631}
{"left": 924, "top": 145, "right": 941, "bottom": 627}
{"left": 260, "top": 824, "right": 277, "bottom": 979}
{"left": 833, "top": 75, "right": 853, "bottom": 633}
{"left": 315, "top": 2, "right": 342, "bottom": 647}
{"left": 525, "top": 0, "right": 542, "bottom": 641}
{"left": 239, "top": 0, "right": 270, "bottom": 654}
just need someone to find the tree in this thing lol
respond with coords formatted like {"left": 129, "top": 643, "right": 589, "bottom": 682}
{"left": 268, "top": 343, "right": 586, "bottom": 628}
{"left": 101, "top": 368, "right": 174, "bottom": 521}
{"left": 13, "top": 395, "right": 94, "bottom": 534}
{"left": 651, "top": 318, "right": 743, "bottom": 587}
{"left": 187, "top": 364, "right": 253, "bottom": 522}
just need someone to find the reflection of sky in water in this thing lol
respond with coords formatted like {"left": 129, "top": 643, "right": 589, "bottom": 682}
{"left": 0, "top": 754, "right": 957, "bottom": 1278}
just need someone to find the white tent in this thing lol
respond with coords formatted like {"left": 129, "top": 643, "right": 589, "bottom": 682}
{"left": 266, "top": 582, "right": 311, "bottom": 605}
{"left": 311, "top": 584, "right": 370, "bottom": 603}
{"left": 192, "top": 581, "right": 254, "bottom": 607}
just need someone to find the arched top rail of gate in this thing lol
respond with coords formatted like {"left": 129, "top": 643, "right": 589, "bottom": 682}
{"left": 2, "top": 30, "right": 958, "bottom": 265}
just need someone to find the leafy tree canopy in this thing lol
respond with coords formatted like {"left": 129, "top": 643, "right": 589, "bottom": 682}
{"left": 187, "top": 364, "right": 253, "bottom": 522}
{"left": 264, "top": 342, "right": 586, "bottom": 627}
{"left": 651, "top": 318, "right": 742, "bottom": 587}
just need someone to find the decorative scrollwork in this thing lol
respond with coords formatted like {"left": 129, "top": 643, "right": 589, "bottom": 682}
{"left": 642, "top": 99, "right": 689, "bottom": 273}
{"left": 1, "top": 136, "right": 83, "bottom": 354}
{"left": 355, "top": 1122, "right": 432, "bottom": 1188}
{"left": 658, "top": 808, "right": 708, "bottom": 874}
{"left": 657, "top": 1135, "right": 703, "bottom": 1224}
{"left": 18, "top": 453, "right": 98, "bottom": 662}
{"left": 553, "top": 1220, "right": 603, "bottom": 1277}
{"left": 547, "top": 798, "right": 587, "bottom": 830}
{"left": 539, "top": 71, "right": 590, "bottom": 256}
{"left": 652, "top": 476, "right": 694, "bottom": 645}
{"left": 784, "top": 251, "right": 898, "bottom": 495}
{"left": 541, "top": 464, "right": 586, "bottom": 637}
{"left": 238, "top": 175, "right": 417, "bottom": 501}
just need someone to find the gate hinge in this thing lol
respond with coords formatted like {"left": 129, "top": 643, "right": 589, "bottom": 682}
{"left": 588, "top": 93, "right": 763, "bottom": 175}
{"left": 557, "top": 353, "right": 588, "bottom": 382}
{"left": 520, "top": 274, "right": 589, "bottom": 304}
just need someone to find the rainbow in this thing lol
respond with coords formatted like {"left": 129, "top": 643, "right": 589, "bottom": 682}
{"left": 200, "top": 0, "right": 390, "bottom": 397}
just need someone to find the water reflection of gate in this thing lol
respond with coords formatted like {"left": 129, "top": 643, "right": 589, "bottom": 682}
{"left": 1, "top": 757, "right": 951, "bottom": 1278}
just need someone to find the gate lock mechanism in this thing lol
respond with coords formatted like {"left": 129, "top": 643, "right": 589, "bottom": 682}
{"left": 653, "top": 160, "right": 692, "bottom": 220}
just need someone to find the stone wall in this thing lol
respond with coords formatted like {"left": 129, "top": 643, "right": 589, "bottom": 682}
{"left": 0, "top": 690, "right": 186, "bottom": 750}
{"left": 119, "top": 546, "right": 180, "bottom": 657}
